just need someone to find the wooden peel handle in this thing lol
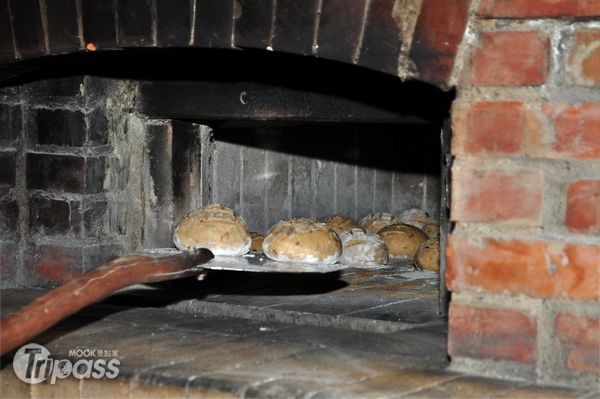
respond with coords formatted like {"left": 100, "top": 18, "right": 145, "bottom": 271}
{"left": 0, "top": 251, "right": 212, "bottom": 356}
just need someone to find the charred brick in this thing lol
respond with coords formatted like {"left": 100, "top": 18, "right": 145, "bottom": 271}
{"left": 0, "top": 199, "right": 18, "bottom": 236}
{"left": 234, "top": 0, "right": 273, "bottom": 49}
{"left": 34, "top": 109, "right": 86, "bottom": 147}
{"left": 23, "top": 76, "right": 84, "bottom": 97}
{"left": 195, "top": 0, "right": 234, "bottom": 48}
{"left": 117, "top": 0, "right": 153, "bottom": 46}
{"left": 0, "top": 0, "right": 14, "bottom": 62}
{"left": 0, "top": 152, "right": 16, "bottom": 187}
{"left": 0, "top": 104, "right": 22, "bottom": 147}
{"left": 46, "top": 0, "right": 80, "bottom": 53}
{"left": 26, "top": 154, "right": 106, "bottom": 193}
{"left": 156, "top": 0, "right": 191, "bottom": 46}
{"left": 81, "top": 0, "right": 117, "bottom": 49}
{"left": 272, "top": 0, "right": 317, "bottom": 55}
{"left": 29, "top": 196, "right": 81, "bottom": 236}
{"left": 9, "top": 0, "right": 45, "bottom": 58}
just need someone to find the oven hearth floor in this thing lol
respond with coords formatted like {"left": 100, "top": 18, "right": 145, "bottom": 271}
{"left": 109, "top": 259, "right": 443, "bottom": 334}
{"left": 1, "top": 265, "right": 593, "bottom": 398}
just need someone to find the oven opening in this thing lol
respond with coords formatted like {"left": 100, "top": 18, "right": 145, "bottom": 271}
{"left": 1, "top": 48, "right": 456, "bottom": 394}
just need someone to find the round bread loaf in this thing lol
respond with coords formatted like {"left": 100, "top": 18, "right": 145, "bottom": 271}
{"left": 398, "top": 209, "right": 431, "bottom": 229}
{"left": 415, "top": 237, "right": 440, "bottom": 272}
{"left": 263, "top": 218, "right": 341, "bottom": 264}
{"left": 360, "top": 212, "right": 400, "bottom": 234}
{"left": 322, "top": 215, "right": 359, "bottom": 235}
{"left": 173, "top": 203, "right": 251, "bottom": 256}
{"left": 250, "top": 232, "right": 265, "bottom": 253}
{"left": 421, "top": 223, "right": 440, "bottom": 238}
{"left": 339, "top": 228, "right": 388, "bottom": 266}
{"left": 378, "top": 223, "right": 428, "bottom": 259}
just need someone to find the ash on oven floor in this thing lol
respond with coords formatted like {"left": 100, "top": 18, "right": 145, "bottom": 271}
{"left": 107, "top": 257, "right": 443, "bottom": 334}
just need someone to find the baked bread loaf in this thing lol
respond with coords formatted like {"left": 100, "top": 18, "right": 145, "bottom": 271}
{"left": 173, "top": 203, "right": 251, "bottom": 256}
{"left": 422, "top": 223, "right": 440, "bottom": 238}
{"left": 378, "top": 223, "right": 428, "bottom": 259}
{"left": 263, "top": 218, "right": 341, "bottom": 264}
{"left": 415, "top": 237, "right": 440, "bottom": 272}
{"left": 339, "top": 228, "right": 388, "bottom": 266}
{"left": 250, "top": 232, "right": 265, "bottom": 253}
{"left": 322, "top": 215, "right": 359, "bottom": 235}
{"left": 360, "top": 212, "right": 400, "bottom": 234}
{"left": 398, "top": 209, "right": 431, "bottom": 229}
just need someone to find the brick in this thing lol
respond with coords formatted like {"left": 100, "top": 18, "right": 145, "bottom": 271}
{"left": 31, "top": 377, "right": 80, "bottom": 399}
{"left": 25, "top": 244, "right": 83, "bottom": 284}
{"left": 0, "top": 199, "right": 19, "bottom": 236}
{"left": 29, "top": 196, "right": 81, "bottom": 236}
{"left": 410, "top": 0, "right": 472, "bottom": 87}
{"left": 358, "top": 0, "right": 403, "bottom": 75}
{"left": 46, "top": 0, "right": 81, "bottom": 53}
{"left": 0, "top": 241, "right": 18, "bottom": 284}
{"left": 81, "top": 244, "right": 122, "bottom": 272}
{"left": 451, "top": 166, "right": 543, "bottom": 225}
{"left": 0, "top": 365, "right": 30, "bottom": 398}
{"left": 81, "top": 0, "right": 117, "bottom": 49}
{"left": 156, "top": 0, "right": 191, "bottom": 47}
{"left": 83, "top": 200, "right": 108, "bottom": 238}
{"left": 0, "top": 104, "right": 22, "bottom": 146}
{"left": 317, "top": 0, "right": 367, "bottom": 64}
{"left": 0, "top": 152, "right": 16, "bottom": 187}
{"left": 233, "top": 0, "right": 273, "bottom": 49}
{"left": 86, "top": 108, "right": 110, "bottom": 145}
{"left": 10, "top": 0, "right": 45, "bottom": 58}
{"left": 272, "top": 0, "right": 317, "bottom": 55}
{"left": 568, "top": 30, "right": 600, "bottom": 86}
{"left": 194, "top": 0, "right": 235, "bottom": 48}
{"left": 479, "top": 0, "right": 600, "bottom": 18}
{"left": 452, "top": 102, "right": 527, "bottom": 155}
{"left": 472, "top": 31, "right": 549, "bottom": 86}
{"left": 566, "top": 180, "right": 600, "bottom": 234}
{"left": 447, "top": 237, "right": 600, "bottom": 300}
{"left": 26, "top": 154, "right": 106, "bottom": 194}
{"left": 116, "top": 0, "right": 153, "bottom": 46}
{"left": 22, "top": 76, "right": 84, "bottom": 97}
{"left": 34, "top": 109, "right": 86, "bottom": 146}
{"left": 0, "top": 0, "right": 14, "bottom": 62}
{"left": 81, "top": 379, "right": 130, "bottom": 399}
{"left": 449, "top": 305, "right": 536, "bottom": 364}
{"left": 556, "top": 314, "right": 600, "bottom": 373}
{"left": 543, "top": 103, "right": 600, "bottom": 159}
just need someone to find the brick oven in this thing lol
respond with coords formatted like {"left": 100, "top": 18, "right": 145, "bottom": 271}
{"left": 0, "top": 0, "right": 599, "bottom": 396}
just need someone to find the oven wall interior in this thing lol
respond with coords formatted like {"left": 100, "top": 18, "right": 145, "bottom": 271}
{"left": 204, "top": 124, "right": 441, "bottom": 233}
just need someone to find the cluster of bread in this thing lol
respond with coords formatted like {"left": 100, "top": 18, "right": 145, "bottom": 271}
{"left": 357, "top": 210, "right": 440, "bottom": 271}
{"left": 173, "top": 204, "right": 440, "bottom": 271}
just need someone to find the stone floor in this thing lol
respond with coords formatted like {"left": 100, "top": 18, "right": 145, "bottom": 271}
{"left": 0, "top": 265, "right": 596, "bottom": 398}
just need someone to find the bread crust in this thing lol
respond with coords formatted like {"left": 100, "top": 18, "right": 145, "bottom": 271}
{"left": 378, "top": 223, "right": 428, "bottom": 259}
{"left": 398, "top": 209, "right": 431, "bottom": 229}
{"left": 173, "top": 204, "right": 251, "bottom": 256}
{"left": 339, "top": 228, "right": 388, "bottom": 266}
{"left": 263, "top": 218, "right": 342, "bottom": 264}
{"left": 421, "top": 223, "right": 440, "bottom": 238}
{"left": 359, "top": 212, "right": 400, "bottom": 234}
{"left": 322, "top": 215, "right": 359, "bottom": 235}
{"left": 415, "top": 237, "right": 440, "bottom": 272}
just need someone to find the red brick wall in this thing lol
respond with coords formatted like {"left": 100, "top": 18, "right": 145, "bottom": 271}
{"left": 448, "top": 1, "right": 600, "bottom": 388}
